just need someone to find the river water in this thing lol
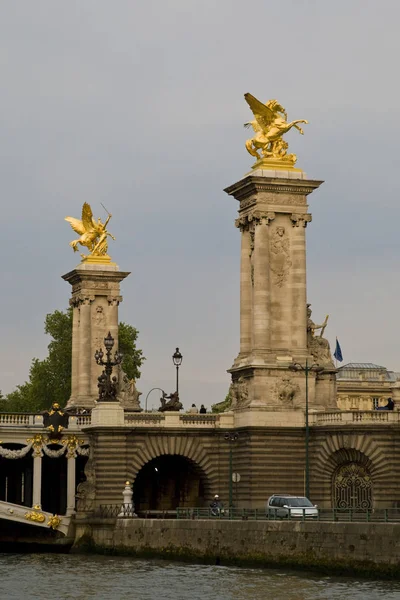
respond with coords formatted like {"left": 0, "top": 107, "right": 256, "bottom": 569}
{"left": 1, "top": 554, "right": 399, "bottom": 600}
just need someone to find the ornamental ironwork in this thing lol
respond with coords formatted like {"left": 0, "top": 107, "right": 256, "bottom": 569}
{"left": 333, "top": 463, "right": 373, "bottom": 510}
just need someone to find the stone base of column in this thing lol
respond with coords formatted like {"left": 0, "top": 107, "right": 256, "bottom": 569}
{"left": 90, "top": 401, "right": 125, "bottom": 427}
{"left": 229, "top": 355, "right": 337, "bottom": 412}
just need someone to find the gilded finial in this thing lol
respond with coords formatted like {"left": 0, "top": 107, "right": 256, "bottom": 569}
{"left": 244, "top": 93, "right": 308, "bottom": 171}
{"left": 65, "top": 202, "right": 115, "bottom": 264}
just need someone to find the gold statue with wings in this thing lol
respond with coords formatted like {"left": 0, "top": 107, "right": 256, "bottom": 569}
{"left": 65, "top": 203, "right": 115, "bottom": 260}
{"left": 244, "top": 93, "right": 308, "bottom": 167}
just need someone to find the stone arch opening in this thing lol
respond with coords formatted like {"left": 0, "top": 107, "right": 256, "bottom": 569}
{"left": 133, "top": 455, "right": 208, "bottom": 512}
{"left": 41, "top": 446, "right": 67, "bottom": 515}
{"left": 331, "top": 449, "right": 373, "bottom": 510}
{"left": 0, "top": 444, "right": 33, "bottom": 507}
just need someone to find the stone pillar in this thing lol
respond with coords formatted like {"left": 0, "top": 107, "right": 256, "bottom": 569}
{"left": 238, "top": 227, "right": 252, "bottom": 355}
{"left": 79, "top": 297, "right": 93, "bottom": 399}
{"left": 70, "top": 300, "right": 80, "bottom": 402}
{"left": 66, "top": 455, "right": 76, "bottom": 516}
{"left": 225, "top": 170, "right": 335, "bottom": 415}
{"left": 62, "top": 263, "right": 130, "bottom": 409}
{"left": 32, "top": 455, "right": 42, "bottom": 507}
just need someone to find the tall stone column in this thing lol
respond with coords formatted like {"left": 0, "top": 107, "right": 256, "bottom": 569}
{"left": 32, "top": 455, "right": 42, "bottom": 507}
{"left": 225, "top": 171, "right": 335, "bottom": 416}
{"left": 238, "top": 225, "right": 252, "bottom": 355}
{"left": 62, "top": 263, "right": 130, "bottom": 409}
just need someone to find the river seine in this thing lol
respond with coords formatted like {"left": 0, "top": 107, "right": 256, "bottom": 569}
{"left": 1, "top": 554, "right": 400, "bottom": 600}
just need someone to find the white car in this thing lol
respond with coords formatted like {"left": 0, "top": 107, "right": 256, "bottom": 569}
{"left": 266, "top": 494, "right": 319, "bottom": 519}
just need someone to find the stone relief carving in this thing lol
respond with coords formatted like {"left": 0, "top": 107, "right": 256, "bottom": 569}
{"left": 307, "top": 304, "right": 334, "bottom": 365}
{"left": 230, "top": 376, "right": 250, "bottom": 409}
{"left": 240, "top": 197, "right": 256, "bottom": 210}
{"left": 269, "top": 226, "right": 292, "bottom": 287}
{"left": 76, "top": 449, "right": 95, "bottom": 511}
{"left": 291, "top": 213, "right": 312, "bottom": 227}
{"left": 273, "top": 377, "right": 300, "bottom": 406}
{"left": 94, "top": 306, "right": 105, "bottom": 327}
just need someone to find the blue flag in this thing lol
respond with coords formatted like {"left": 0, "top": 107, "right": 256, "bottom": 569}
{"left": 334, "top": 338, "right": 343, "bottom": 362}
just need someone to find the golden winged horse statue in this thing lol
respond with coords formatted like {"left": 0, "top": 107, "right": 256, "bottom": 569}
{"left": 244, "top": 93, "right": 308, "bottom": 166}
{"left": 65, "top": 202, "right": 115, "bottom": 260}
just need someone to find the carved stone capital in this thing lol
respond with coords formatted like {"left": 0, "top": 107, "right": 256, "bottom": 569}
{"left": 235, "top": 211, "right": 276, "bottom": 231}
{"left": 291, "top": 213, "right": 312, "bottom": 227}
{"left": 72, "top": 295, "right": 95, "bottom": 307}
{"left": 108, "top": 296, "right": 122, "bottom": 307}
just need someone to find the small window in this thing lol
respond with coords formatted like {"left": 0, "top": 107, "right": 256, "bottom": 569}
{"left": 372, "top": 397, "right": 380, "bottom": 409}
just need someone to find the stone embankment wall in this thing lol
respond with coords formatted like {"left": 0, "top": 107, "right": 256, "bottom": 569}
{"left": 73, "top": 518, "right": 400, "bottom": 577}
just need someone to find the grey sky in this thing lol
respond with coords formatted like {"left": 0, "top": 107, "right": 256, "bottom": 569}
{"left": 1, "top": 0, "right": 400, "bottom": 408}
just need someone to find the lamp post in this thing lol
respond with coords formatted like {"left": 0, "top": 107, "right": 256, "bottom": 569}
{"left": 145, "top": 388, "right": 166, "bottom": 412}
{"left": 172, "top": 348, "right": 183, "bottom": 395}
{"left": 94, "top": 332, "right": 123, "bottom": 401}
{"left": 289, "top": 359, "right": 324, "bottom": 498}
{"left": 224, "top": 432, "right": 239, "bottom": 509}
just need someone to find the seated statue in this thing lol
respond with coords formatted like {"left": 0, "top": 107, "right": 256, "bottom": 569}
{"left": 117, "top": 366, "right": 142, "bottom": 411}
{"left": 159, "top": 391, "right": 183, "bottom": 412}
{"left": 307, "top": 304, "right": 334, "bottom": 366}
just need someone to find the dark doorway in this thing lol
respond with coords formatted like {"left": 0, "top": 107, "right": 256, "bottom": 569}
{"left": 41, "top": 448, "right": 67, "bottom": 515}
{"left": 0, "top": 445, "right": 33, "bottom": 507}
{"left": 133, "top": 455, "right": 206, "bottom": 512}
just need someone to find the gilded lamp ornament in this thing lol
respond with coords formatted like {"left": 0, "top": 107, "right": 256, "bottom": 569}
{"left": 65, "top": 202, "right": 115, "bottom": 263}
{"left": 244, "top": 93, "right": 308, "bottom": 170}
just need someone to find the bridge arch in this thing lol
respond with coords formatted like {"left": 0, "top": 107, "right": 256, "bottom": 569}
{"left": 313, "top": 433, "right": 388, "bottom": 508}
{"left": 126, "top": 435, "right": 219, "bottom": 510}
{"left": 133, "top": 455, "right": 209, "bottom": 511}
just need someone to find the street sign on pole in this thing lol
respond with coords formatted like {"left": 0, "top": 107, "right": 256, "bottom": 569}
{"left": 232, "top": 472, "right": 241, "bottom": 483}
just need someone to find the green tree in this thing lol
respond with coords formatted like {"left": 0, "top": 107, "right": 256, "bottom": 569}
{"left": 4, "top": 308, "right": 145, "bottom": 413}
{"left": 118, "top": 322, "right": 145, "bottom": 381}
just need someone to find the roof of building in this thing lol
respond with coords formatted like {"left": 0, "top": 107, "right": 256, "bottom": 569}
{"left": 337, "top": 362, "right": 398, "bottom": 382}
{"left": 338, "top": 363, "right": 386, "bottom": 370}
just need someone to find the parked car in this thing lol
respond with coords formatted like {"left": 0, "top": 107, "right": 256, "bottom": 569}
{"left": 266, "top": 494, "right": 318, "bottom": 519}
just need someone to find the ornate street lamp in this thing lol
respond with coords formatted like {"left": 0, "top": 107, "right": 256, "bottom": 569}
{"left": 94, "top": 332, "right": 123, "bottom": 402}
{"left": 172, "top": 347, "right": 183, "bottom": 395}
{"left": 289, "top": 359, "right": 324, "bottom": 498}
{"left": 224, "top": 432, "right": 239, "bottom": 509}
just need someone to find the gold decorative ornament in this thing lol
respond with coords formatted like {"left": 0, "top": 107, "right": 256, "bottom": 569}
{"left": 26, "top": 434, "right": 45, "bottom": 457}
{"left": 47, "top": 515, "right": 62, "bottom": 530}
{"left": 25, "top": 505, "right": 45, "bottom": 523}
{"left": 244, "top": 93, "right": 308, "bottom": 170}
{"left": 65, "top": 202, "right": 115, "bottom": 264}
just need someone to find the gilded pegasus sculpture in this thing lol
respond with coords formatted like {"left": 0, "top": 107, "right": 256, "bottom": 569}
{"left": 65, "top": 202, "right": 115, "bottom": 260}
{"left": 244, "top": 93, "right": 308, "bottom": 166}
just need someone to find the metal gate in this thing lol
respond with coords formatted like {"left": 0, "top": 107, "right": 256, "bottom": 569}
{"left": 333, "top": 463, "right": 373, "bottom": 510}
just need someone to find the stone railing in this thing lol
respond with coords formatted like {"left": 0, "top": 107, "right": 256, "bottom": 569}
{"left": 0, "top": 412, "right": 92, "bottom": 429}
{"left": 0, "top": 413, "right": 41, "bottom": 427}
{"left": 124, "top": 411, "right": 234, "bottom": 428}
{"left": 311, "top": 410, "right": 400, "bottom": 425}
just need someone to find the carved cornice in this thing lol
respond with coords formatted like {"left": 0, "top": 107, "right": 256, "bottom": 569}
{"left": 225, "top": 176, "right": 323, "bottom": 202}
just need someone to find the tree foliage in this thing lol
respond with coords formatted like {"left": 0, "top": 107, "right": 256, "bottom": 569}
{"left": 4, "top": 308, "right": 145, "bottom": 413}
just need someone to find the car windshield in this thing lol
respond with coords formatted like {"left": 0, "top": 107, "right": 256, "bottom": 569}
{"left": 284, "top": 497, "right": 313, "bottom": 507}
